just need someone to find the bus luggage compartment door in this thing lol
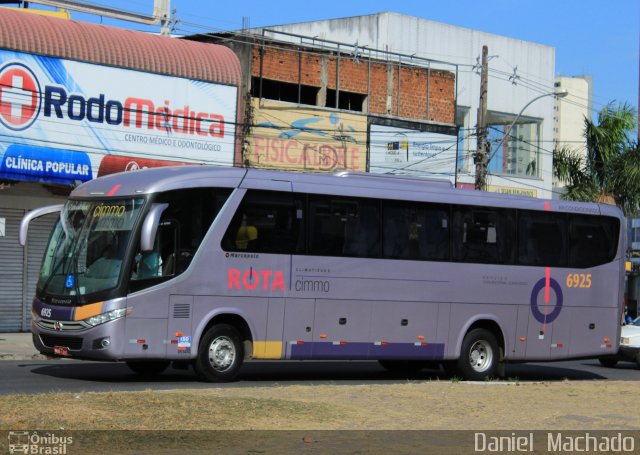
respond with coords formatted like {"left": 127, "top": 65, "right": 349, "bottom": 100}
{"left": 283, "top": 298, "right": 315, "bottom": 359}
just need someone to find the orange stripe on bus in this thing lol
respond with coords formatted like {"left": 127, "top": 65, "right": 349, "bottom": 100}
{"left": 73, "top": 301, "right": 103, "bottom": 321}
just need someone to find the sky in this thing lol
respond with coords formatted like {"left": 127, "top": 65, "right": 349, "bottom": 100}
{"left": 24, "top": 0, "right": 640, "bottom": 125}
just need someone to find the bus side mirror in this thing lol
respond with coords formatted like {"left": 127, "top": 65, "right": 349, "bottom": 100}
{"left": 19, "top": 204, "right": 64, "bottom": 246}
{"left": 140, "top": 203, "right": 168, "bottom": 251}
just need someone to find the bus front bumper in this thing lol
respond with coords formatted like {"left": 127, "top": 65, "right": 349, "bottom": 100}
{"left": 32, "top": 317, "right": 126, "bottom": 361}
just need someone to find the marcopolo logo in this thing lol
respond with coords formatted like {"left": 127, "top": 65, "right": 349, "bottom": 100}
{"left": 0, "top": 60, "right": 227, "bottom": 138}
{"left": 0, "top": 62, "right": 42, "bottom": 131}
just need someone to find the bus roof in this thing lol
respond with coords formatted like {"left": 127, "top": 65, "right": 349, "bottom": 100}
{"left": 70, "top": 165, "right": 621, "bottom": 217}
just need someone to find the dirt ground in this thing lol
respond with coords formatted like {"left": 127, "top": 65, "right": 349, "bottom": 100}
{"left": 2, "top": 380, "right": 638, "bottom": 430}
{"left": 2, "top": 380, "right": 639, "bottom": 454}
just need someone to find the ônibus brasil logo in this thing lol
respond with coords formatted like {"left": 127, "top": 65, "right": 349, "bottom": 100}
{"left": 0, "top": 61, "right": 226, "bottom": 137}
{"left": 0, "top": 62, "right": 41, "bottom": 131}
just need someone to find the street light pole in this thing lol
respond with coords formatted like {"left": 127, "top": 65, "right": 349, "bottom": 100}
{"left": 476, "top": 87, "right": 568, "bottom": 190}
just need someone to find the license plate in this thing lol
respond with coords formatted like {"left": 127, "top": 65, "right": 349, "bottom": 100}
{"left": 53, "top": 346, "right": 70, "bottom": 357}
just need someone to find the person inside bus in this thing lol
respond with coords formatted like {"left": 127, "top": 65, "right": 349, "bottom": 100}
{"left": 135, "top": 249, "right": 161, "bottom": 279}
{"left": 235, "top": 214, "right": 258, "bottom": 250}
{"left": 86, "top": 242, "right": 121, "bottom": 280}
{"left": 131, "top": 240, "right": 161, "bottom": 280}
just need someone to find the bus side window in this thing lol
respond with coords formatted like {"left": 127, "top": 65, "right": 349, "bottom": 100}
{"left": 309, "top": 196, "right": 380, "bottom": 258}
{"left": 222, "top": 190, "right": 303, "bottom": 254}
{"left": 518, "top": 211, "right": 566, "bottom": 267}
{"left": 383, "top": 202, "right": 449, "bottom": 261}
{"left": 131, "top": 221, "right": 177, "bottom": 280}
{"left": 235, "top": 214, "right": 258, "bottom": 250}
{"left": 568, "top": 215, "right": 618, "bottom": 268}
{"left": 454, "top": 207, "right": 514, "bottom": 264}
{"left": 309, "top": 199, "right": 342, "bottom": 256}
{"left": 128, "top": 187, "right": 230, "bottom": 291}
{"left": 341, "top": 200, "right": 380, "bottom": 258}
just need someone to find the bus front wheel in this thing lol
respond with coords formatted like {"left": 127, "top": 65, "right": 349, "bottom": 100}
{"left": 457, "top": 328, "right": 499, "bottom": 380}
{"left": 194, "top": 324, "right": 244, "bottom": 382}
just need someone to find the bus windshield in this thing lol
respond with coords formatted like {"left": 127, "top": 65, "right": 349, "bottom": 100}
{"left": 38, "top": 198, "right": 145, "bottom": 299}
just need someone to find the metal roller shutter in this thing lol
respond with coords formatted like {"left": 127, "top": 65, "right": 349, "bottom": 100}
{"left": 0, "top": 209, "right": 58, "bottom": 332}
{"left": 0, "top": 209, "right": 25, "bottom": 332}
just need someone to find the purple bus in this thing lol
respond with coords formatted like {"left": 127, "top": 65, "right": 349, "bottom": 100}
{"left": 20, "top": 166, "right": 626, "bottom": 381}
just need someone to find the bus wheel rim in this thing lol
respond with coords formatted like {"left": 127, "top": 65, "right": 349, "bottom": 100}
{"left": 469, "top": 340, "right": 493, "bottom": 373}
{"left": 208, "top": 336, "right": 235, "bottom": 371}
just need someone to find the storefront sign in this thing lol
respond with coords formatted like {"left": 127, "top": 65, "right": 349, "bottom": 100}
{"left": 0, "top": 49, "right": 238, "bottom": 184}
{"left": 0, "top": 144, "right": 92, "bottom": 184}
{"left": 455, "top": 182, "right": 537, "bottom": 197}
{"left": 97, "top": 155, "right": 191, "bottom": 177}
{"left": 248, "top": 100, "right": 367, "bottom": 172}
{"left": 370, "top": 124, "right": 458, "bottom": 179}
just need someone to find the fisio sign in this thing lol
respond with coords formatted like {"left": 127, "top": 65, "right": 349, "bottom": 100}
{"left": 0, "top": 51, "right": 238, "bottom": 167}
{"left": 0, "top": 61, "right": 225, "bottom": 137}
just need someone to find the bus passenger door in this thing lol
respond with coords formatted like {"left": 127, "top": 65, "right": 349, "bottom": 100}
{"left": 124, "top": 294, "right": 168, "bottom": 359}
{"left": 124, "top": 215, "right": 179, "bottom": 359}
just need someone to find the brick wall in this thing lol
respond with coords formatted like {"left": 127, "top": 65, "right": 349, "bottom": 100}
{"left": 251, "top": 43, "right": 455, "bottom": 124}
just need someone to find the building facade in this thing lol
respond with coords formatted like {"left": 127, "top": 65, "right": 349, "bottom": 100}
{"left": 189, "top": 29, "right": 460, "bottom": 178}
{"left": 239, "top": 12, "right": 558, "bottom": 198}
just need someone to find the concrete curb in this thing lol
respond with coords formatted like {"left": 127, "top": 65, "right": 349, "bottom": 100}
{"left": 0, "top": 332, "right": 54, "bottom": 361}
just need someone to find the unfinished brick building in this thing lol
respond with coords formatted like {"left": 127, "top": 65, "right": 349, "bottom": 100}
{"left": 189, "top": 30, "right": 458, "bottom": 174}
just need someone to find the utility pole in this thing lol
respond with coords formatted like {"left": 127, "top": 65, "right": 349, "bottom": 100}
{"left": 475, "top": 45, "right": 489, "bottom": 190}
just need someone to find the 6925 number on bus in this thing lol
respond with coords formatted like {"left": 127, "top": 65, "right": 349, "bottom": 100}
{"left": 566, "top": 273, "right": 592, "bottom": 289}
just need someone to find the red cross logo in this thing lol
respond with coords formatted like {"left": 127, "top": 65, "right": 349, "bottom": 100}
{"left": 0, "top": 62, "right": 41, "bottom": 131}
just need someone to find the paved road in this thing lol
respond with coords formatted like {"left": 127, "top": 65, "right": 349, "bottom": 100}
{"left": 0, "top": 358, "right": 638, "bottom": 395}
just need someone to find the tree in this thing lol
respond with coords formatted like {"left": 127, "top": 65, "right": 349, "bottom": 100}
{"left": 553, "top": 102, "right": 640, "bottom": 216}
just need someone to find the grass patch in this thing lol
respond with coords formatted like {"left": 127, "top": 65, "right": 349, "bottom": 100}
{"left": 0, "top": 389, "right": 343, "bottom": 430}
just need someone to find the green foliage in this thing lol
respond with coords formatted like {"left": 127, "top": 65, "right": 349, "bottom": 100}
{"left": 553, "top": 102, "right": 640, "bottom": 216}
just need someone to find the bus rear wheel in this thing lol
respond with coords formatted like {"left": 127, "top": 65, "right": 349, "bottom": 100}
{"left": 126, "top": 360, "right": 170, "bottom": 377}
{"left": 194, "top": 324, "right": 244, "bottom": 382}
{"left": 457, "top": 328, "right": 499, "bottom": 380}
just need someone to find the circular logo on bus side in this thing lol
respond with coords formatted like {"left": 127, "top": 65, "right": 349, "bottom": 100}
{"left": 530, "top": 277, "right": 563, "bottom": 324}
{"left": 0, "top": 62, "right": 42, "bottom": 131}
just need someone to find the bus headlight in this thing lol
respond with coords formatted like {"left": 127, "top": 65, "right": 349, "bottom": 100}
{"left": 84, "top": 308, "right": 128, "bottom": 327}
